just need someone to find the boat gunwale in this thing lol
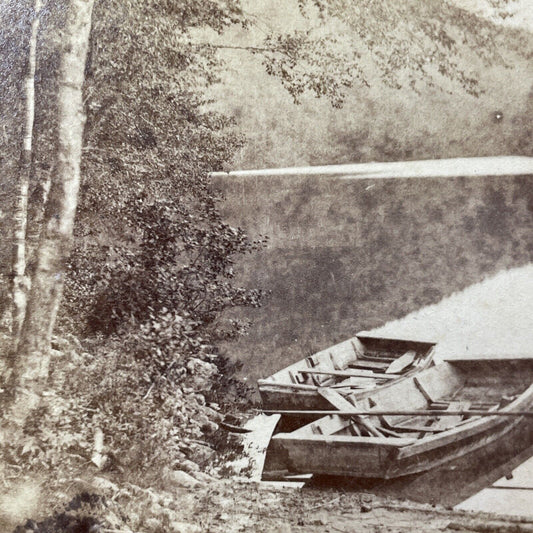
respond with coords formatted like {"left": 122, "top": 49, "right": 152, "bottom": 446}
{"left": 268, "top": 369, "right": 533, "bottom": 460}
{"left": 396, "top": 382, "right": 533, "bottom": 459}
{"left": 270, "top": 432, "right": 418, "bottom": 447}
{"left": 258, "top": 334, "right": 437, "bottom": 403}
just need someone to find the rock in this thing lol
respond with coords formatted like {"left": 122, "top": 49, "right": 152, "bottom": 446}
{"left": 201, "top": 420, "right": 219, "bottom": 435}
{"left": 69, "top": 478, "right": 95, "bottom": 493}
{"left": 187, "top": 358, "right": 217, "bottom": 379}
{"left": 169, "top": 521, "right": 202, "bottom": 533}
{"left": 192, "top": 413, "right": 219, "bottom": 435}
{"left": 144, "top": 517, "right": 162, "bottom": 530}
{"left": 194, "top": 393, "right": 206, "bottom": 406}
{"left": 192, "top": 471, "right": 216, "bottom": 484}
{"left": 310, "top": 512, "right": 328, "bottom": 525}
{"left": 92, "top": 477, "right": 119, "bottom": 493}
{"left": 149, "top": 502, "right": 165, "bottom": 516}
{"left": 154, "top": 494, "right": 174, "bottom": 508}
{"left": 203, "top": 406, "right": 223, "bottom": 422}
{"left": 179, "top": 459, "right": 200, "bottom": 473}
{"left": 122, "top": 443, "right": 144, "bottom": 467}
{"left": 127, "top": 512, "right": 140, "bottom": 527}
{"left": 194, "top": 413, "right": 210, "bottom": 427}
{"left": 360, "top": 503, "right": 372, "bottom": 513}
{"left": 189, "top": 443, "right": 216, "bottom": 465}
{"left": 213, "top": 496, "right": 234, "bottom": 509}
{"left": 165, "top": 469, "right": 202, "bottom": 488}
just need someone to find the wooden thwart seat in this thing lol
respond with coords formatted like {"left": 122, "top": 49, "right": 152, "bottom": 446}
{"left": 385, "top": 350, "right": 417, "bottom": 374}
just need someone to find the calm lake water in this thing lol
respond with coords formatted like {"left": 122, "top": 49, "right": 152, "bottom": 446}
{"left": 455, "top": 450, "right": 533, "bottom": 517}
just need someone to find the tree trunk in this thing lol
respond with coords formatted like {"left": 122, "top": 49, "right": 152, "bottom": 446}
{"left": 8, "top": 0, "right": 95, "bottom": 426}
{"left": 10, "top": 0, "right": 42, "bottom": 346}
{"left": 26, "top": 165, "right": 53, "bottom": 279}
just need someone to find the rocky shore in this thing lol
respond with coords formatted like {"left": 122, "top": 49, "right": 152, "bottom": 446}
{"left": 5, "top": 472, "right": 533, "bottom": 533}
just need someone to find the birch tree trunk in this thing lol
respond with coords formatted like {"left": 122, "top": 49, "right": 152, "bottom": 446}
{"left": 11, "top": 0, "right": 42, "bottom": 346}
{"left": 8, "top": 0, "right": 95, "bottom": 426}
{"left": 26, "top": 165, "right": 53, "bottom": 279}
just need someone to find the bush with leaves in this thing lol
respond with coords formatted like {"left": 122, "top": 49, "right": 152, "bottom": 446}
{"left": 75, "top": 195, "right": 265, "bottom": 337}
{"left": 54, "top": 1, "right": 267, "bottom": 472}
{"left": 0, "top": 329, "right": 253, "bottom": 480}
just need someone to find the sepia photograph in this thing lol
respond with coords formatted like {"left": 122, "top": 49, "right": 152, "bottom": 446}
{"left": 0, "top": 0, "right": 532, "bottom": 531}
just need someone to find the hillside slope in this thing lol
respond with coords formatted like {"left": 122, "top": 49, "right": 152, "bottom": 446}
{"left": 205, "top": 0, "right": 533, "bottom": 169}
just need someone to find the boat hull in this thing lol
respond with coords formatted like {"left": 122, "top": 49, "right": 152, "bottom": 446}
{"left": 265, "top": 359, "right": 533, "bottom": 479}
{"left": 258, "top": 334, "right": 436, "bottom": 415}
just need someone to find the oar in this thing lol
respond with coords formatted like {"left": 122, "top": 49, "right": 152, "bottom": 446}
{"left": 260, "top": 409, "right": 533, "bottom": 417}
{"left": 299, "top": 369, "right": 398, "bottom": 380}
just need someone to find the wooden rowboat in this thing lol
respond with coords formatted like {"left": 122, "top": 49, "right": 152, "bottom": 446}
{"left": 257, "top": 334, "right": 436, "bottom": 415}
{"left": 263, "top": 358, "right": 533, "bottom": 479}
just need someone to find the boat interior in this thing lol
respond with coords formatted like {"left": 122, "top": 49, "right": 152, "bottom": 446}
{"left": 295, "top": 360, "right": 533, "bottom": 441}
{"left": 266, "top": 335, "right": 435, "bottom": 389}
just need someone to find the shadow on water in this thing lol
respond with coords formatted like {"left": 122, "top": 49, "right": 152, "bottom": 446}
{"left": 302, "top": 419, "right": 533, "bottom": 507}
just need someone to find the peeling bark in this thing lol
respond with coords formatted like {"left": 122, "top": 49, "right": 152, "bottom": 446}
{"left": 10, "top": 0, "right": 42, "bottom": 346}
{"left": 8, "top": 0, "right": 95, "bottom": 426}
{"left": 25, "top": 165, "right": 53, "bottom": 276}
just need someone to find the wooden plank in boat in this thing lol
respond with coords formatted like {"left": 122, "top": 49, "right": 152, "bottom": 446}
{"left": 359, "top": 352, "right": 397, "bottom": 362}
{"left": 378, "top": 414, "right": 426, "bottom": 436}
{"left": 331, "top": 377, "right": 377, "bottom": 390}
{"left": 349, "top": 423, "right": 362, "bottom": 436}
{"left": 412, "top": 363, "right": 466, "bottom": 403}
{"left": 379, "top": 426, "right": 405, "bottom": 438}
{"left": 300, "top": 369, "right": 399, "bottom": 380}
{"left": 317, "top": 387, "right": 356, "bottom": 410}
{"left": 329, "top": 351, "right": 340, "bottom": 370}
{"left": 349, "top": 360, "right": 389, "bottom": 371}
{"left": 431, "top": 401, "right": 471, "bottom": 431}
{"left": 317, "top": 388, "right": 384, "bottom": 437}
{"left": 351, "top": 338, "right": 366, "bottom": 357}
{"left": 306, "top": 414, "right": 352, "bottom": 436}
{"left": 385, "top": 350, "right": 416, "bottom": 374}
{"left": 256, "top": 379, "right": 318, "bottom": 391}
{"left": 325, "top": 339, "right": 362, "bottom": 370}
